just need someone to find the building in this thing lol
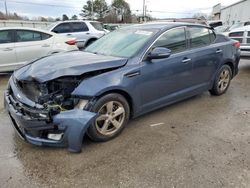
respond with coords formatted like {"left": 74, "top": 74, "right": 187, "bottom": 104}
{"left": 212, "top": 0, "right": 250, "bottom": 25}
{"left": 212, "top": 3, "right": 221, "bottom": 20}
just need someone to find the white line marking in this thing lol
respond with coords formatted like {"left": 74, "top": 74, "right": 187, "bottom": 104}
{"left": 150, "top": 122, "right": 165, "bottom": 127}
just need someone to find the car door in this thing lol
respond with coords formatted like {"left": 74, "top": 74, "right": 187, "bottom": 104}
{"left": 71, "top": 22, "right": 90, "bottom": 45}
{"left": 187, "top": 26, "right": 221, "bottom": 88}
{"left": 0, "top": 30, "right": 17, "bottom": 71}
{"left": 15, "top": 30, "right": 53, "bottom": 64}
{"left": 139, "top": 27, "right": 194, "bottom": 112}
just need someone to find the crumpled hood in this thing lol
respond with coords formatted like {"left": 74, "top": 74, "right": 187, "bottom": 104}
{"left": 14, "top": 51, "right": 128, "bottom": 83}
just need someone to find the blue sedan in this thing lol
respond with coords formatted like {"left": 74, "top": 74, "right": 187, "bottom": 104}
{"left": 4, "top": 22, "right": 241, "bottom": 152}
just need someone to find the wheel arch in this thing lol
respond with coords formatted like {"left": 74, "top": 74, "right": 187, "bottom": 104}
{"left": 96, "top": 89, "right": 134, "bottom": 119}
{"left": 224, "top": 61, "right": 234, "bottom": 76}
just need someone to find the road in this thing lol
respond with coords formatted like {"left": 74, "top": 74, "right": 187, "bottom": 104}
{"left": 0, "top": 59, "right": 250, "bottom": 188}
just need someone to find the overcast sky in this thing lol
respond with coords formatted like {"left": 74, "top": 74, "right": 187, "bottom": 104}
{"left": 0, "top": 0, "right": 240, "bottom": 19}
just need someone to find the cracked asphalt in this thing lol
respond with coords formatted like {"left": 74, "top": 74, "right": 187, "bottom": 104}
{"left": 0, "top": 59, "right": 250, "bottom": 188}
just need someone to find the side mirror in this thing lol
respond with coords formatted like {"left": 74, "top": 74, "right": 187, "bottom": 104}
{"left": 148, "top": 47, "right": 171, "bottom": 60}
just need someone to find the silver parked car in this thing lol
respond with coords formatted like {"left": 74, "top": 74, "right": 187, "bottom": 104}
{"left": 0, "top": 27, "right": 78, "bottom": 72}
{"left": 229, "top": 25, "right": 250, "bottom": 57}
{"left": 47, "top": 20, "right": 108, "bottom": 48}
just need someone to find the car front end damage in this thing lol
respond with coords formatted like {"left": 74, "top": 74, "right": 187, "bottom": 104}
{"left": 4, "top": 75, "right": 97, "bottom": 153}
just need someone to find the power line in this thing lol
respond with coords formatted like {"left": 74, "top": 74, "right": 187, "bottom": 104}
{"left": 0, "top": 0, "right": 83, "bottom": 9}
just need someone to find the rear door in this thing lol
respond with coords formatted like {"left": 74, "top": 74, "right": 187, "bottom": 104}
{"left": 0, "top": 30, "right": 17, "bottom": 71}
{"left": 15, "top": 30, "right": 53, "bottom": 64}
{"left": 71, "top": 22, "right": 90, "bottom": 44}
{"left": 51, "top": 22, "right": 72, "bottom": 38}
{"left": 187, "top": 26, "right": 221, "bottom": 88}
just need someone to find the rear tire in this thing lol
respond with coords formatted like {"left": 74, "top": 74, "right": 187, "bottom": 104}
{"left": 209, "top": 64, "right": 232, "bottom": 96}
{"left": 87, "top": 93, "right": 130, "bottom": 142}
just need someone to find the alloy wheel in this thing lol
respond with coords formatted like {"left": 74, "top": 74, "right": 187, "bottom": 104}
{"left": 95, "top": 101, "right": 125, "bottom": 136}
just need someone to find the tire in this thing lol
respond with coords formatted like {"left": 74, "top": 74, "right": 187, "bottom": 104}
{"left": 87, "top": 93, "right": 130, "bottom": 142}
{"left": 209, "top": 64, "right": 232, "bottom": 96}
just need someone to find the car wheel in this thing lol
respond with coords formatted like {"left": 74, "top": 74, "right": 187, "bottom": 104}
{"left": 87, "top": 93, "right": 130, "bottom": 142}
{"left": 209, "top": 64, "right": 232, "bottom": 96}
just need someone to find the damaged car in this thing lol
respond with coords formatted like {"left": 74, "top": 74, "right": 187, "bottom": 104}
{"left": 4, "top": 22, "right": 240, "bottom": 152}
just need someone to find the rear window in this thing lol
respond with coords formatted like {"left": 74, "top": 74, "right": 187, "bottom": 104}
{"left": 229, "top": 32, "right": 244, "bottom": 37}
{"left": 90, "top": 22, "right": 104, "bottom": 31}
{"left": 0, "top": 30, "right": 13, "bottom": 43}
{"left": 189, "top": 27, "right": 210, "bottom": 48}
{"left": 72, "top": 22, "right": 89, "bottom": 32}
{"left": 53, "top": 23, "right": 71, "bottom": 33}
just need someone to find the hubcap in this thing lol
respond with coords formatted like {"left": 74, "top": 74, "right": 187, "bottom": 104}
{"left": 218, "top": 69, "right": 230, "bottom": 92}
{"left": 95, "top": 101, "right": 125, "bottom": 136}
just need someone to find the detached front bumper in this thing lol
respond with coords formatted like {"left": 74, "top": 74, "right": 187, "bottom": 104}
{"left": 4, "top": 77, "right": 97, "bottom": 153}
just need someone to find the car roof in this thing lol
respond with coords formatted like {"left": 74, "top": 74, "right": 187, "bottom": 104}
{"left": 0, "top": 27, "right": 54, "bottom": 34}
{"left": 122, "top": 22, "right": 210, "bottom": 30}
{"left": 230, "top": 25, "right": 250, "bottom": 32}
{"left": 54, "top": 20, "right": 100, "bottom": 24}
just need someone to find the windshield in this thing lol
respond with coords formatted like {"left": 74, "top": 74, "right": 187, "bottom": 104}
{"left": 229, "top": 23, "right": 244, "bottom": 31}
{"left": 215, "top": 26, "right": 229, "bottom": 33}
{"left": 90, "top": 22, "right": 104, "bottom": 31}
{"left": 85, "top": 29, "right": 156, "bottom": 58}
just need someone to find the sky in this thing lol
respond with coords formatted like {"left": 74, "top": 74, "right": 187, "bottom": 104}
{"left": 0, "top": 0, "right": 240, "bottom": 19}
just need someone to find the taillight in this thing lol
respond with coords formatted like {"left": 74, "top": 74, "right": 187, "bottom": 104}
{"left": 233, "top": 41, "right": 240, "bottom": 48}
{"left": 65, "top": 39, "right": 77, "bottom": 45}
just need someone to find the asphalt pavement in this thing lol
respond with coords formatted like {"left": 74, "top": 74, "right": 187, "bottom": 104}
{"left": 0, "top": 59, "right": 250, "bottom": 188}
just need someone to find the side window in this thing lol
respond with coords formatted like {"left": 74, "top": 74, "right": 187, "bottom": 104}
{"left": 189, "top": 27, "right": 210, "bottom": 48}
{"left": 72, "top": 22, "right": 89, "bottom": 32}
{"left": 52, "top": 23, "right": 71, "bottom": 33}
{"left": 41, "top": 33, "right": 52, "bottom": 40}
{"left": 209, "top": 29, "right": 216, "bottom": 43}
{"left": 153, "top": 27, "right": 187, "bottom": 53}
{"left": 0, "top": 30, "right": 14, "bottom": 44}
{"left": 16, "top": 30, "right": 43, "bottom": 42}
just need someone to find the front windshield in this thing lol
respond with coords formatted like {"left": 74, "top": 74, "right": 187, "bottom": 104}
{"left": 229, "top": 22, "right": 244, "bottom": 31}
{"left": 85, "top": 29, "right": 156, "bottom": 58}
{"left": 215, "top": 26, "right": 229, "bottom": 33}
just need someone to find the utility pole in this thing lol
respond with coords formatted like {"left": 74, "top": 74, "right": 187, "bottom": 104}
{"left": 91, "top": 0, "right": 94, "bottom": 20}
{"left": 142, "top": 0, "right": 145, "bottom": 22}
{"left": 4, "top": 0, "right": 8, "bottom": 16}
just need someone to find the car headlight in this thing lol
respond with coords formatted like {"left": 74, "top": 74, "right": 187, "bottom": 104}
{"left": 75, "top": 99, "right": 89, "bottom": 110}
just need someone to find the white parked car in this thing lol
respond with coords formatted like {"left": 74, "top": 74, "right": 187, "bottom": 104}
{"left": 228, "top": 25, "right": 250, "bottom": 57}
{"left": 47, "top": 20, "right": 108, "bottom": 48}
{"left": 0, "top": 27, "right": 78, "bottom": 72}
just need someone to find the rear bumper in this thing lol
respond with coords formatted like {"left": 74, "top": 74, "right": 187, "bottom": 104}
{"left": 4, "top": 77, "right": 96, "bottom": 153}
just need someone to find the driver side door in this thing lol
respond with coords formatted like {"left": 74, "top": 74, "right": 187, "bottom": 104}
{"left": 138, "top": 27, "right": 194, "bottom": 113}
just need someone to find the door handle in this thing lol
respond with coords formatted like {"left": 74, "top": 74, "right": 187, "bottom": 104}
{"left": 216, "top": 49, "right": 222, "bottom": 53}
{"left": 2, "top": 48, "right": 13, "bottom": 51}
{"left": 86, "top": 32, "right": 90, "bottom": 35}
{"left": 41, "top": 44, "right": 50, "bottom": 47}
{"left": 182, "top": 58, "right": 191, "bottom": 63}
{"left": 67, "top": 34, "right": 72, "bottom": 36}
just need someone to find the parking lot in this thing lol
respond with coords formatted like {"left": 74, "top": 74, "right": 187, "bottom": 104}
{"left": 0, "top": 59, "right": 249, "bottom": 188}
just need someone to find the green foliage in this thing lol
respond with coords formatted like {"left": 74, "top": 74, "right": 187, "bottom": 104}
{"left": 81, "top": 0, "right": 108, "bottom": 19}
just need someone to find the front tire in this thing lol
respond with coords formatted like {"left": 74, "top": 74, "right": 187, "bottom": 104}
{"left": 87, "top": 93, "right": 130, "bottom": 142}
{"left": 209, "top": 64, "right": 232, "bottom": 96}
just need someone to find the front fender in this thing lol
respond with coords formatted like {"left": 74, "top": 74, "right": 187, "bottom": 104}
{"left": 72, "top": 66, "right": 137, "bottom": 97}
{"left": 71, "top": 65, "right": 142, "bottom": 115}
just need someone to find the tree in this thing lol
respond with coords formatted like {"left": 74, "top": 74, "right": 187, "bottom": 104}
{"left": 55, "top": 17, "right": 61, "bottom": 21}
{"left": 111, "top": 0, "right": 132, "bottom": 23}
{"left": 80, "top": 0, "right": 108, "bottom": 20}
{"left": 71, "top": 15, "right": 78, "bottom": 20}
{"left": 62, "top": 14, "right": 69, "bottom": 21}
